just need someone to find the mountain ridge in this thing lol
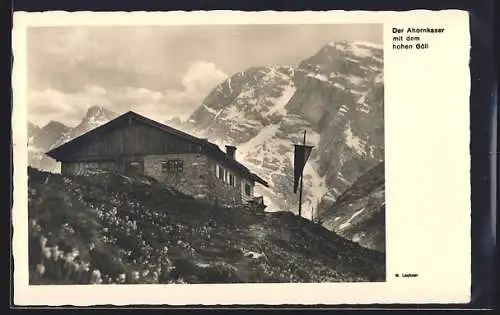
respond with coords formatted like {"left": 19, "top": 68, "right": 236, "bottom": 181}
{"left": 183, "top": 40, "right": 384, "bottom": 219}
{"left": 318, "top": 161, "right": 385, "bottom": 252}
{"left": 28, "top": 106, "right": 118, "bottom": 172}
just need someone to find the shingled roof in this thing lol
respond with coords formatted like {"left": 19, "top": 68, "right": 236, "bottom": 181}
{"left": 46, "top": 111, "right": 269, "bottom": 187}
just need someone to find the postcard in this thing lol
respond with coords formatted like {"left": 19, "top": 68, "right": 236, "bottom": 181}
{"left": 12, "top": 9, "right": 471, "bottom": 306}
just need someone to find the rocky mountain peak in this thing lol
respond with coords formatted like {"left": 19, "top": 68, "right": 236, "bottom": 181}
{"left": 28, "top": 121, "right": 40, "bottom": 134}
{"left": 82, "top": 105, "right": 116, "bottom": 124}
{"left": 85, "top": 105, "right": 110, "bottom": 116}
{"left": 42, "top": 120, "right": 71, "bottom": 134}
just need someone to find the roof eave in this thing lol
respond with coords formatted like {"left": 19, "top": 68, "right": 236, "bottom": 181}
{"left": 45, "top": 149, "right": 58, "bottom": 160}
{"left": 251, "top": 174, "right": 269, "bottom": 187}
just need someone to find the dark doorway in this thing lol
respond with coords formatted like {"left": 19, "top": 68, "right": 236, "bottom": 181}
{"left": 125, "top": 159, "right": 144, "bottom": 175}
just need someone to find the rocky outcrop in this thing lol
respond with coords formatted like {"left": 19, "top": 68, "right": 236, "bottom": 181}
{"left": 318, "top": 162, "right": 385, "bottom": 252}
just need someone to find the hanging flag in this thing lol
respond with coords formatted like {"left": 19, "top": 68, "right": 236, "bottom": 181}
{"left": 293, "top": 144, "right": 313, "bottom": 193}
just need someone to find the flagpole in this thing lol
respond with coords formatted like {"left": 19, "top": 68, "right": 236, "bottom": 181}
{"left": 298, "top": 130, "right": 306, "bottom": 218}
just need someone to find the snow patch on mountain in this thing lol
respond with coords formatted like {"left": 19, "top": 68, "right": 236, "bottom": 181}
{"left": 345, "top": 74, "right": 365, "bottom": 85}
{"left": 234, "top": 117, "right": 328, "bottom": 218}
{"left": 238, "top": 124, "right": 282, "bottom": 170}
{"left": 301, "top": 161, "right": 330, "bottom": 218}
{"left": 268, "top": 84, "right": 296, "bottom": 116}
{"left": 202, "top": 104, "right": 218, "bottom": 115}
{"left": 307, "top": 73, "right": 329, "bottom": 82}
{"left": 345, "top": 124, "right": 365, "bottom": 155}
{"left": 352, "top": 41, "right": 383, "bottom": 49}
{"left": 339, "top": 207, "right": 365, "bottom": 230}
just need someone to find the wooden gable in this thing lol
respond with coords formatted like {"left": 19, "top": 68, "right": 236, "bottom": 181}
{"left": 47, "top": 113, "right": 202, "bottom": 161}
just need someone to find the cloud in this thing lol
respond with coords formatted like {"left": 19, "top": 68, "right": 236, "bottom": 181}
{"left": 28, "top": 61, "right": 228, "bottom": 127}
{"left": 27, "top": 86, "right": 114, "bottom": 127}
{"left": 181, "top": 61, "right": 228, "bottom": 95}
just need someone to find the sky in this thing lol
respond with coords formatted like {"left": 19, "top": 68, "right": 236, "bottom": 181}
{"left": 27, "top": 24, "right": 382, "bottom": 127}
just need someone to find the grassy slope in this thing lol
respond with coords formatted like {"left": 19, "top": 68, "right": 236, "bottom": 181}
{"left": 27, "top": 167, "right": 385, "bottom": 285}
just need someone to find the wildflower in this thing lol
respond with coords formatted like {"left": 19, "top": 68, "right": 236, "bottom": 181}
{"left": 50, "top": 247, "right": 60, "bottom": 260}
{"left": 35, "top": 264, "right": 45, "bottom": 275}
{"left": 176, "top": 278, "right": 187, "bottom": 284}
{"left": 71, "top": 248, "right": 80, "bottom": 258}
{"left": 132, "top": 271, "right": 140, "bottom": 280}
{"left": 152, "top": 271, "right": 159, "bottom": 281}
{"left": 90, "top": 269, "right": 102, "bottom": 284}
{"left": 81, "top": 262, "right": 90, "bottom": 272}
{"left": 42, "top": 247, "right": 51, "bottom": 259}
{"left": 118, "top": 273, "right": 126, "bottom": 282}
{"left": 64, "top": 254, "right": 75, "bottom": 264}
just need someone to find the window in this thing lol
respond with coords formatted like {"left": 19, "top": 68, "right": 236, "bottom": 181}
{"left": 216, "top": 164, "right": 238, "bottom": 188}
{"left": 216, "top": 164, "right": 237, "bottom": 187}
{"left": 245, "top": 183, "right": 252, "bottom": 196}
{"left": 162, "top": 159, "right": 183, "bottom": 173}
{"left": 216, "top": 164, "right": 224, "bottom": 179}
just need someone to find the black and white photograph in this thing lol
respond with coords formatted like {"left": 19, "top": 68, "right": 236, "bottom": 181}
{"left": 25, "top": 22, "right": 386, "bottom": 286}
{"left": 12, "top": 9, "right": 476, "bottom": 306}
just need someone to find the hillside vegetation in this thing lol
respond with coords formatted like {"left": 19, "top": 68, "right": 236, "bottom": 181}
{"left": 27, "top": 167, "right": 385, "bottom": 284}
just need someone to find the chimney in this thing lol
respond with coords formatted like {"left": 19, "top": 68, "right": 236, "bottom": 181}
{"left": 225, "top": 145, "right": 237, "bottom": 160}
